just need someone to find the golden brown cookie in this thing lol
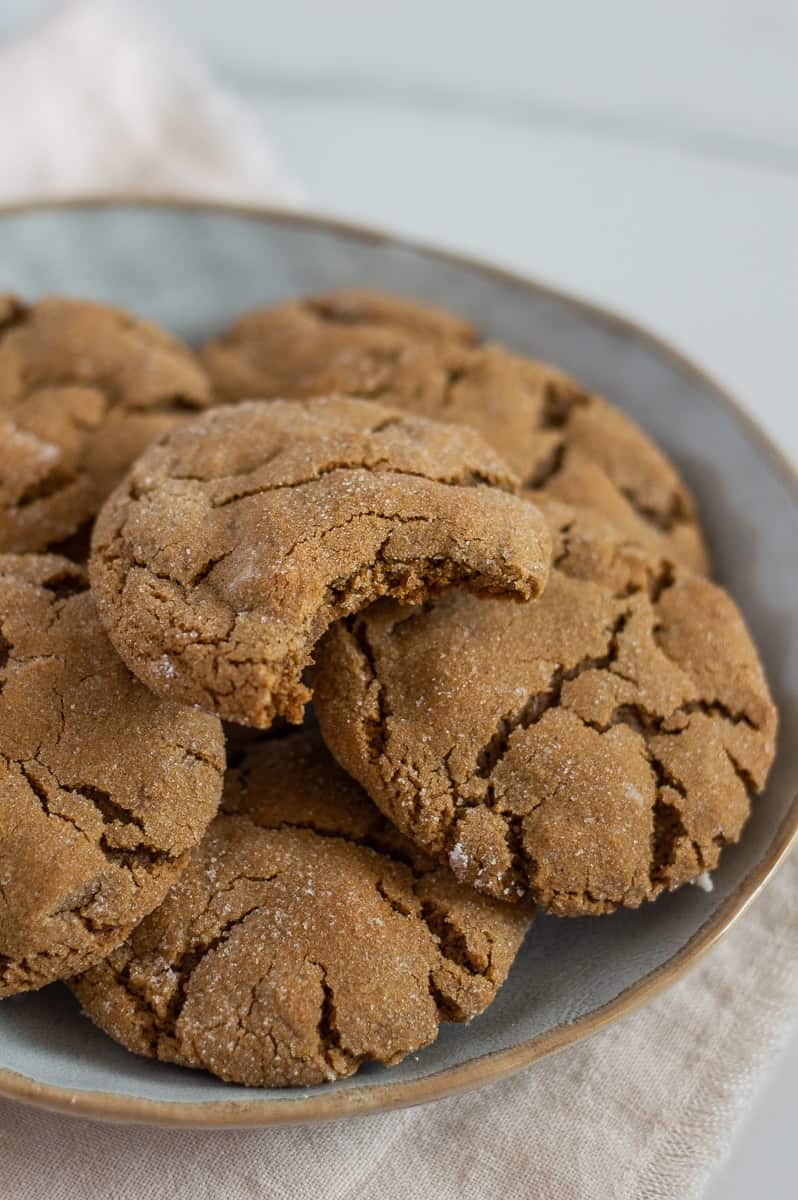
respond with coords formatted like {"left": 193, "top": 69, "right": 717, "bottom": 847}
{"left": 89, "top": 396, "right": 552, "bottom": 728}
{"left": 200, "top": 288, "right": 476, "bottom": 404}
{"left": 314, "top": 499, "right": 776, "bottom": 915}
{"left": 70, "top": 726, "right": 531, "bottom": 1087}
{"left": 441, "top": 347, "right": 709, "bottom": 574}
{"left": 0, "top": 294, "right": 212, "bottom": 554}
{"left": 200, "top": 291, "right": 708, "bottom": 573}
{"left": 0, "top": 554, "right": 224, "bottom": 997}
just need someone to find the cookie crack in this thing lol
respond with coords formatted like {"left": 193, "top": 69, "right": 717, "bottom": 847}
{"left": 676, "top": 698, "right": 757, "bottom": 731}
{"left": 307, "top": 959, "right": 347, "bottom": 1071}
{"left": 724, "top": 746, "right": 758, "bottom": 793}
{"left": 287, "top": 509, "right": 433, "bottom": 564}
{"left": 178, "top": 743, "right": 224, "bottom": 771}
{"left": 0, "top": 294, "right": 28, "bottom": 336}
{"left": 140, "top": 897, "right": 279, "bottom": 1047}
{"left": 374, "top": 877, "right": 415, "bottom": 917}
{"left": 14, "top": 463, "right": 80, "bottom": 511}
{"left": 0, "top": 629, "right": 10, "bottom": 674}
{"left": 69, "top": 889, "right": 119, "bottom": 937}
{"left": 539, "top": 379, "right": 590, "bottom": 430}
{"left": 189, "top": 549, "right": 235, "bottom": 587}
{"left": 647, "top": 561, "right": 676, "bottom": 604}
{"left": 74, "top": 785, "right": 145, "bottom": 834}
{"left": 647, "top": 752, "right": 696, "bottom": 884}
{"left": 524, "top": 441, "right": 565, "bottom": 490}
{"left": 551, "top": 519, "right": 576, "bottom": 570}
{"left": 619, "top": 485, "right": 692, "bottom": 534}
{"left": 419, "top": 899, "right": 496, "bottom": 981}
{"left": 16, "top": 760, "right": 84, "bottom": 840}
{"left": 129, "top": 393, "right": 208, "bottom": 417}
{"left": 39, "top": 565, "right": 91, "bottom": 603}
{"left": 351, "top": 619, "right": 390, "bottom": 760}
{"left": 301, "top": 297, "right": 412, "bottom": 335}
{"left": 6, "top": 753, "right": 175, "bottom": 877}
{"left": 474, "top": 611, "right": 630, "bottom": 785}
{"left": 208, "top": 460, "right": 509, "bottom": 510}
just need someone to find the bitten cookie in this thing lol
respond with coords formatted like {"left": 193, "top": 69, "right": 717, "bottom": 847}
{"left": 200, "top": 290, "right": 708, "bottom": 573}
{"left": 0, "top": 294, "right": 212, "bottom": 554}
{"left": 70, "top": 727, "right": 531, "bottom": 1087}
{"left": 89, "top": 396, "right": 551, "bottom": 728}
{"left": 314, "top": 499, "right": 776, "bottom": 914}
{"left": 0, "top": 555, "right": 224, "bottom": 996}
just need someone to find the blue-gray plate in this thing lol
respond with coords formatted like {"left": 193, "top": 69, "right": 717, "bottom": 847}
{"left": 0, "top": 200, "right": 795, "bottom": 1126}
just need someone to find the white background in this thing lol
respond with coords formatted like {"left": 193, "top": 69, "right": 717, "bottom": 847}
{"left": 2, "top": 2, "right": 797, "bottom": 1194}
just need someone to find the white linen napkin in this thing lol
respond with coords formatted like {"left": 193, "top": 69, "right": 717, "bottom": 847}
{"left": 0, "top": 4, "right": 795, "bottom": 1198}
{"left": 0, "top": 0, "right": 302, "bottom": 204}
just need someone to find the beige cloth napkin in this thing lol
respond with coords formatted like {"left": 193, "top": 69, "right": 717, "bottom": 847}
{"left": 1, "top": 4, "right": 796, "bottom": 1197}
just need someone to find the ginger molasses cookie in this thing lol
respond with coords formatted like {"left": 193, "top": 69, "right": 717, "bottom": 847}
{"left": 0, "top": 555, "right": 224, "bottom": 997}
{"left": 200, "top": 288, "right": 476, "bottom": 404}
{"left": 0, "top": 294, "right": 212, "bottom": 554}
{"left": 428, "top": 346, "right": 710, "bottom": 574}
{"left": 200, "top": 291, "right": 708, "bottom": 573}
{"left": 314, "top": 500, "right": 776, "bottom": 915}
{"left": 89, "top": 396, "right": 551, "bottom": 728}
{"left": 71, "top": 727, "right": 531, "bottom": 1087}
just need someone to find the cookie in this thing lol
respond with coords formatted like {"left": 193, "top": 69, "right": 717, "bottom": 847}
{"left": 200, "top": 291, "right": 708, "bottom": 573}
{"left": 200, "top": 288, "right": 476, "bottom": 404}
{"left": 314, "top": 499, "right": 776, "bottom": 914}
{"left": 89, "top": 396, "right": 552, "bottom": 728}
{"left": 0, "top": 554, "right": 224, "bottom": 996}
{"left": 0, "top": 294, "right": 212, "bottom": 554}
{"left": 438, "top": 347, "right": 709, "bottom": 574}
{"left": 70, "top": 726, "right": 531, "bottom": 1087}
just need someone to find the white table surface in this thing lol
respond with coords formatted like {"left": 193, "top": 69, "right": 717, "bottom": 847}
{"left": 3, "top": 2, "right": 797, "bottom": 1194}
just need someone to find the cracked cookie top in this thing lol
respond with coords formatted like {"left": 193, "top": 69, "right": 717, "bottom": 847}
{"left": 200, "top": 289, "right": 708, "bottom": 573}
{"left": 313, "top": 499, "right": 776, "bottom": 915}
{"left": 0, "top": 294, "right": 212, "bottom": 554}
{"left": 200, "top": 288, "right": 476, "bottom": 404}
{"left": 70, "top": 726, "right": 531, "bottom": 1087}
{"left": 89, "top": 395, "right": 552, "bottom": 728}
{"left": 0, "top": 554, "right": 225, "bottom": 996}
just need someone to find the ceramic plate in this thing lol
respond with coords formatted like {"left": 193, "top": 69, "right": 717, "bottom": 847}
{"left": 0, "top": 199, "right": 795, "bottom": 1127}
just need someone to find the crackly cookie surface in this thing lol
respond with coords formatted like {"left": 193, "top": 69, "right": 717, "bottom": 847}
{"left": 0, "top": 555, "right": 224, "bottom": 996}
{"left": 71, "top": 727, "right": 530, "bottom": 1087}
{"left": 200, "top": 291, "right": 708, "bottom": 573}
{"left": 314, "top": 499, "right": 776, "bottom": 914}
{"left": 89, "top": 396, "right": 551, "bottom": 728}
{"left": 0, "top": 294, "right": 212, "bottom": 554}
{"left": 200, "top": 288, "right": 476, "bottom": 404}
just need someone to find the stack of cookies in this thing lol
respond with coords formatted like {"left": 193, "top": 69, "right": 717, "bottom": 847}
{"left": 0, "top": 290, "right": 777, "bottom": 1087}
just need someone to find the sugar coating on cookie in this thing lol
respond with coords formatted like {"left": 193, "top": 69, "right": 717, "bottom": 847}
{"left": 0, "top": 294, "right": 212, "bottom": 554}
{"left": 314, "top": 499, "right": 776, "bottom": 915}
{"left": 89, "top": 396, "right": 552, "bottom": 728}
{"left": 200, "top": 288, "right": 476, "bottom": 404}
{"left": 200, "top": 290, "right": 708, "bottom": 573}
{"left": 0, "top": 554, "right": 224, "bottom": 996}
{"left": 70, "top": 727, "right": 531, "bottom": 1087}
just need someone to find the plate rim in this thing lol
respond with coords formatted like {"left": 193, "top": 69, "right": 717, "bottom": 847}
{"left": 1, "top": 194, "right": 796, "bottom": 1128}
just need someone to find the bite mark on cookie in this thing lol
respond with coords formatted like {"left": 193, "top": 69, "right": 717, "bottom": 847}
{"left": 89, "top": 397, "right": 551, "bottom": 728}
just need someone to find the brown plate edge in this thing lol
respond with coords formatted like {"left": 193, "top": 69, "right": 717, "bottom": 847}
{"left": 0, "top": 194, "right": 794, "bottom": 1128}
